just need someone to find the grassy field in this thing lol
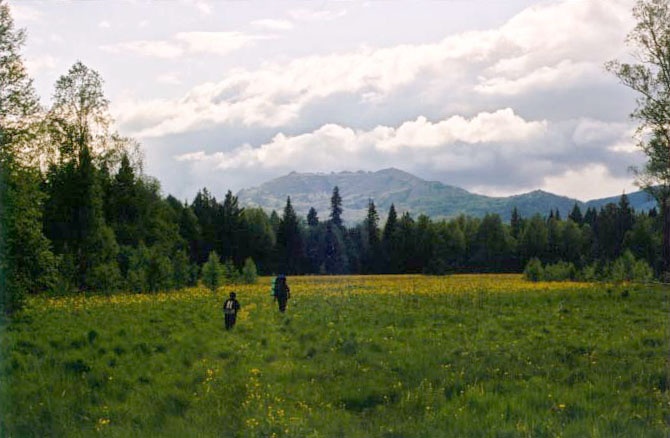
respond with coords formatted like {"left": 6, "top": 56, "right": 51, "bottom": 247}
{"left": 1, "top": 275, "right": 669, "bottom": 437}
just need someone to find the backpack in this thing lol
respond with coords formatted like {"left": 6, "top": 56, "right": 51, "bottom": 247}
{"left": 224, "top": 299, "right": 237, "bottom": 315}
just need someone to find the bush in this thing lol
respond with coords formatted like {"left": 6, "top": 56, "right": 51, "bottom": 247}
{"left": 222, "top": 258, "right": 240, "bottom": 284}
{"left": 523, "top": 258, "right": 544, "bottom": 282}
{"left": 88, "top": 262, "right": 122, "bottom": 294}
{"left": 543, "top": 261, "right": 576, "bottom": 281}
{"left": 201, "top": 251, "right": 221, "bottom": 291}
{"left": 576, "top": 263, "right": 597, "bottom": 282}
{"left": 607, "top": 250, "right": 654, "bottom": 283}
{"left": 241, "top": 257, "right": 258, "bottom": 284}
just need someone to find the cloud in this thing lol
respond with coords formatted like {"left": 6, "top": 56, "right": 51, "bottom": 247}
{"left": 157, "top": 73, "right": 182, "bottom": 85}
{"left": 24, "top": 54, "right": 58, "bottom": 76}
{"left": 114, "top": 0, "right": 635, "bottom": 139}
{"left": 98, "top": 20, "right": 111, "bottom": 29}
{"left": 8, "top": 4, "right": 41, "bottom": 21}
{"left": 539, "top": 164, "right": 636, "bottom": 201}
{"left": 251, "top": 19, "right": 293, "bottom": 31}
{"left": 174, "top": 109, "right": 547, "bottom": 171}
{"left": 101, "top": 31, "right": 267, "bottom": 59}
{"left": 168, "top": 112, "right": 641, "bottom": 200}
{"left": 288, "top": 8, "right": 347, "bottom": 22}
{"left": 180, "top": 0, "right": 211, "bottom": 15}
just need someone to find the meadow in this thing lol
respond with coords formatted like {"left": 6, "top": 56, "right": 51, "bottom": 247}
{"left": 0, "top": 275, "right": 668, "bottom": 437}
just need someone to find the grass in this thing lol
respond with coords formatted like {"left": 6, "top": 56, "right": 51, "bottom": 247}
{"left": 1, "top": 275, "right": 669, "bottom": 437}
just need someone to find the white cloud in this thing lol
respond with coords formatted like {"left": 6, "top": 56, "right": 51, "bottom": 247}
{"left": 540, "top": 164, "right": 637, "bottom": 201}
{"left": 251, "top": 19, "right": 293, "bottom": 31}
{"left": 180, "top": 0, "right": 211, "bottom": 15}
{"left": 173, "top": 109, "right": 546, "bottom": 171}
{"left": 101, "top": 31, "right": 266, "bottom": 59}
{"left": 157, "top": 73, "right": 182, "bottom": 85}
{"left": 24, "top": 54, "right": 58, "bottom": 76}
{"left": 102, "top": 39, "right": 184, "bottom": 58}
{"left": 8, "top": 4, "right": 41, "bottom": 21}
{"left": 175, "top": 32, "right": 271, "bottom": 56}
{"left": 115, "top": 0, "right": 635, "bottom": 139}
{"left": 375, "top": 109, "right": 547, "bottom": 151}
{"left": 98, "top": 20, "right": 111, "bottom": 29}
{"left": 289, "top": 8, "right": 347, "bottom": 22}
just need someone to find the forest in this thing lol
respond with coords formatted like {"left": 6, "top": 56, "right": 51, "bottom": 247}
{"left": 0, "top": 1, "right": 662, "bottom": 315}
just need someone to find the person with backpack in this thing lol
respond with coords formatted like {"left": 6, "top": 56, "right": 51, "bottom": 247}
{"left": 223, "top": 292, "right": 241, "bottom": 330}
{"left": 272, "top": 275, "right": 290, "bottom": 313}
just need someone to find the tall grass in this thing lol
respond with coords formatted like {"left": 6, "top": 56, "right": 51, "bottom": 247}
{"left": 1, "top": 275, "right": 668, "bottom": 437}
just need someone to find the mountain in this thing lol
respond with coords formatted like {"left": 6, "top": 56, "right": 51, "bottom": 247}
{"left": 236, "top": 168, "right": 655, "bottom": 224}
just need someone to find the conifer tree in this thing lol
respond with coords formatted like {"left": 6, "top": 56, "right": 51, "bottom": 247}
{"left": 329, "top": 186, "right": 343, "bottom": 228}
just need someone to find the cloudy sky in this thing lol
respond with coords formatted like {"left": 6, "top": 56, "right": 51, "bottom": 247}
{"left": 8, "top": 0, "right": 645, "bottom": 202}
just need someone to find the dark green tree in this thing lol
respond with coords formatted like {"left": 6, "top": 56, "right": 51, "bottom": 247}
{"left": 472, "top": 214, "right": 512, "bottom": 270}
{"left": 518, "top": 214, "right": 548, "bottom": 263}
{"left": 569, "top": 203, "right": 584, "bottom": 224}
{"left": 307, "top": 207, "right": 319, "bottom": 227}
{"left": 329, "top": 186, "right": 343, "bottom": 228}
{"left": 362, "top": 199, "right": 381, "bottom": 273}
{"left": 510, "top": 207, "right": 522, "bottom": 239}
{"left": 241, "top": 208, "right": 274, "bottom": 274}
{"left": 219, "top": 190, "right": 243, "bottom": 264}
{"left": 277, "top": 197, "right": 305, "bottom": 274}
{"left": 382, "top": 204, "right": 399, "bottom": 273}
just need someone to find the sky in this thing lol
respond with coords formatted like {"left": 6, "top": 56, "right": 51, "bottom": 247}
{"left": 8, "top": 0, "right": 646, "bottom": 202}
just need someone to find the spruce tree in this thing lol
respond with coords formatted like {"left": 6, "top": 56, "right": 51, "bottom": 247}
{"left": 329, "top": 186, "right": 343, "bottom": 228}
{"left": 307, "top": 207, "right": 319, "bottom": 227}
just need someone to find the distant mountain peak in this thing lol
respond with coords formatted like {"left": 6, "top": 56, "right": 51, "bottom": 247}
{"left": 236, "top": 169, "right": 654, "bottom": 223}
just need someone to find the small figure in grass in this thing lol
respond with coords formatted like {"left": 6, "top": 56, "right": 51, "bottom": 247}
{"left": 273, "top": 274, "right": 290, "bottom": 313}
{"left": 223, "top": 292, "right": 241, "bottom": 330}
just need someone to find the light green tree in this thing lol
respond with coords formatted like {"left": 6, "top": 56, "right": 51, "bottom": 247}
{"left": 607, "top": 0, "right": 670, "bottom": 272}
{"left": 201, "top": 251, "right": 222, "bottom": 291}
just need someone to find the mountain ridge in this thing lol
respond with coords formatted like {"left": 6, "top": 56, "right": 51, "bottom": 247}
{"left": 236, "top": 168, "right": 655, "bottom": 224}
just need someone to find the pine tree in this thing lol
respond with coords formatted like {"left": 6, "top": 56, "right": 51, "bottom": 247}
{"left": 569, "top": 203, "right": 584, "bottom": 224}
{"left": 277, "top": 197, "right": 305, "bottom": 274}
{"left": 382, "top": 204, "right": 399, "bottom": 273}
{"left": 220, "top": 190, "right": 243, "bottom": 264}
{"left": 362, "top": 199, "right": 381, "bottom": 273}
{"left": 510, "top": 207, "right": 522, "bottom": 239}
{"left": 329, "top": 186, "right": 343, "bottom": 228}
{"left": 307, "top": 207, "right": 319, "bottom": 227}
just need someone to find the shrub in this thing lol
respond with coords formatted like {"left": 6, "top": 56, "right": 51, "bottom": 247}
{"left": 241, "top": 257, "right": 258, "bottom": 284}
{"left": 607, "top": 250, "right": 654, "bottom": 283}
{"left": 543, "top": 261, "right": 576, "bottom": 281}
{"left": 201, "top": 251, "right": 221, "bottom": 291}
{"left": 222, "top": 258, "right": 240, "bottom": 284}
{"left": 523, "top": 258, "right": 544, "bottom": 282}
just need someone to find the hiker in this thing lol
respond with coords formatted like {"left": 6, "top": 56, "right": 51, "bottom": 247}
{"left": 223, "top": 292, "right": 241, "bottom": 330}
{"left": 273, "top": 274, "right": 290, "bottom": 313}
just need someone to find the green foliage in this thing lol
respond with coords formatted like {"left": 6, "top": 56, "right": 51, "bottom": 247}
{"left": 543, "top": 261, "right": 577, "bottom": 282}
{"left": 527, "top": 251, "right": 655, "bottom": 283}
{"left": 607, "top": 250, "right": 654, "bottom": 283}
{"left": 241, "top": 257, "right": 258, "bottom": 284}
{"left": 523, "top": 258, "right": 544, "bottom": 282}
{"left": 201, "top": 251, "right": 221, "bottom": 291}
{"left": 221, "top": 258, "right": 239, "bottom": 284}
{"left": 87, "top": 262, "right": 122, "bottom": 294}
